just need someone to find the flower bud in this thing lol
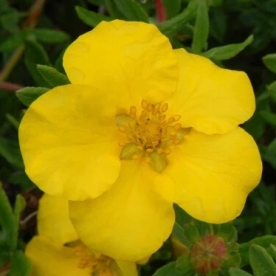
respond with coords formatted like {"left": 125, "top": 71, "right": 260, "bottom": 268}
{"left": 190, "top": 235, "right": 228, "bottom": 274}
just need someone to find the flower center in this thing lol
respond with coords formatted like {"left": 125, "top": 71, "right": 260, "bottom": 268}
{"left": 74, "top": 245, "right": 118, "bottom": 274}
{"left": 116, "top": 99, "right": 184, "bottom": 173}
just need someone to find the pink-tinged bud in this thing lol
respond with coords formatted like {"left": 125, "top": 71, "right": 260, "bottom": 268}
{"left": 190, "top": 235, "right": 228, "bottom": 274}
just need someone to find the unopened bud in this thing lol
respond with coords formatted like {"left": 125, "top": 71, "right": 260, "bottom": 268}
{"left": 190, "top": 235, "right": 228, "bottom": 274}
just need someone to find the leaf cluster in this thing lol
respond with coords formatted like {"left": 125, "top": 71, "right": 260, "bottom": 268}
{"left": 1, "top": 0, "right": 276, "bottom": 275}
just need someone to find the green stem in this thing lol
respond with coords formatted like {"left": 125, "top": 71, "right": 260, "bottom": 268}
{"left": 0, "top": 45, "right": 25, "bottom": 82}
{"left": 0, "top": 0, "right": 46, "bottom": 82}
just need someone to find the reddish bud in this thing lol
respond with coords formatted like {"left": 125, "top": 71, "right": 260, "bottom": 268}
{"left": 190, "top": 235, "right": 228, "bottom": 274}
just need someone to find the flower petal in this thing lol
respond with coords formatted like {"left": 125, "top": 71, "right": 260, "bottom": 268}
{"left": 19, "top": 84, "right": 121, "bottom": 201}
{"left": 169, "top": 49, "right": 255, "bottom": 134}
{"left": 63, "top": 20, "right": 178, "bottom": 107}
{"left": 38, "top": 194, "right": 78, "bottom": 244}
{"left": 69, "top": 161, "right": 175, "bottom": 261}
{"left": 25, "top": 236, "right": 91, "bottom": 276}
{"left": 116, "top": 261, "right": 138, "bottom": 276}
{"left": 166, "top": 127, "right": 262, "bottom": 223}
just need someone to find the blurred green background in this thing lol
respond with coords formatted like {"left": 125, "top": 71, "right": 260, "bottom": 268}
{"left": 1, "top": 0, "right": 276, "bottom": 275}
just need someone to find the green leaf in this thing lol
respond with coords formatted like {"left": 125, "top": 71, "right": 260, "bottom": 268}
{"left": 260, "top": 110, "right": 276, "bottom": 126}
{"left": 217, "top": 226, "right": 241, "bottom": 273}
{"left": 243, "top": 111, "right": 266, "bottom": 140}
{"left": 37, "top": 65, "right": 70, "bottom": 88}
{"left": 153, "top": 262, "right": 183, "bottom": 276}
{"left": 172, "top": 223, "right": 192, "bottom": 248}
{"left": 158, "top": 0, "right": 198, "bottom": 36}
{"left": 13, "top": 195, "right": 26, "bottom": 240}
{"left": 174, "top": 204, "right": 192, "bottom": 226}
{"left": 192, "top": 220, "right": 213, "bottom": 237}
{"left": 267, "top": 81, "right": 276, "bottom": 102}
{"left": 24, "top": 38, "right": 51, "bottom": 86}
{"left": 243, "top": 93, "right": 269, "bottom": 140}
{"left": 212, "top": 223, "right": 237, "bottom": 242}
{"left": 114, "top": 0, "right": 149, "bottom": 22}
{"left": 182, "top": 223, "right": 200, "bottom": 245}
{"left": 25, "top": 38, "right": 51, "bottom": 65}
{"left": 172, "top": 213, "right": 203, "bottom": 248}
{"left": 104, "top": 0, "right": 125, "bottom": 18}
{"left": 249, "top": 244, "right": 276, "bottom": 276}
{"left": 75, "top": 6, "right": 112, "bottom": 27}
{"left": 210, "top": 0, "right": 223, "bottom": 6}
{"left": 9, "top": 250, "right": 31, "bottom": 276}
{"left": 8, "top": 172, "right": 34, "bottom": 190}
{"left": 0, "top": 137, "right": 23, "bottom": 169}
{"left": 173, "top": 205, "right": 193, "bottom": 247}
{"left": 0, "top": 251, "right": 10, "bottom": 268}
{"left": 24, "top": 59, "right": 48, "bottom": 87}
{"left": 16, "top": 86, "right": 49, "bottom": 106}
{"left": 222, "top": 244, "right": 241, "bottom": 274}
{"left": 153, "top": 258, "right": 194, "bottom": 276}
{"left": 161, "top": 0, "right": 181, "bottom": 18}
{"left": 5, "top": 195, "right": 26, "bottom": 251}
{"left": 263, "top": 54, "right": 276, "bottom": 74}
{"left": 203, "top": 35, "right": 253, "bottom": 60}
{"left": 209, "top": 7, "right": 227, "bottom": 42}
{"left": 0, "top": 9, "right": 19, "bottom": 33}
{"left": 270, "top": 244, "right": 276, "bottom": 260}
{"left": 0, "top": 35, "right": 22, "bottom": 52}
{"left": 54, "top": 48, "right": 66, "bottom": 73}
{"left": 191, "top": 0, "right": 209, "bottom": 54}
{"left": 153, "top": 261, "right": 183, "bottom": 276}
{"left": 240, "top": 236, "right": 276, "bottom": 267}
{"left": 262, "top": 138, "right": 276, "bottom": 168}
{"left": 32, "top": 28, "right": 69, "bottom": 44}
{"left": 6, "top": 113, "right": 19, "bottom": 129}
{"left": 0, "top": 183, "right": 16, "bottom": 250}
{"left": 0, "top": 0, "right": 9, "bottom": 13}
{"left": 87, "top": 0, "right": 104, "bottom": 4}
{"left": 229, "top": 267, "right": 252, "bottom": 276}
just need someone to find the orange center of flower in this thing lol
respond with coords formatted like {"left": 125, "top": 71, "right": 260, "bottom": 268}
{"left": 74, "top": 245, "right": 117, "bottom": 275}
{"left": 116, "top": 99, "right": 184, "bottom": 172}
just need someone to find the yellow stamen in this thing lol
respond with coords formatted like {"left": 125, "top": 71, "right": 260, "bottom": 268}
{"left": 174, "top": 115, "right": 181, "bottom": 122}
{"left": 74, "top": 244, "right": 116, "bottom": 274}
{"left": 118, "top": 140, "right": 126, "bottom": 147}
{"left": 168, "top": 117, "right": 175, "bottom": 124}
{"left": 157, "top": 148, "right": 163, "bottom": 154}
{"left": 129, "top": 106, "right": 136, "bottom": 118}
{"left": 141, "top": 99, "right": 148, "bottom": 110}
{"left": 118, "top": 126, "right": 126, "bottom": 132}
{"left": 160, "top": 103, "right": 168, "bottom": 112}
{"left": 116, "top": 100, "right": 184, "bottom": 172}
{"left": 159, "top": 114, "right": 166, "bottom": 121}
{"left": 174, "top": 123, "right": 181, "bottom": 130}
{"left": 173, "top": 139, "right": 181, "bottom": 145}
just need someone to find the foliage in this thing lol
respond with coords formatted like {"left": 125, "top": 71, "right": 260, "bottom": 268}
{"left": 1, "top": 0, "right": 276, "bottom": 275}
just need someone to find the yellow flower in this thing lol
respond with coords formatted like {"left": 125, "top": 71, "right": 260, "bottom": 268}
{"left": 19, "top": 20, "right": 262, "bottom": 261}
{"left": 25, "top": 194, "right": 137, "bottom": 276}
